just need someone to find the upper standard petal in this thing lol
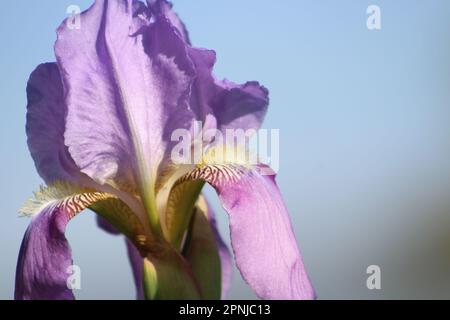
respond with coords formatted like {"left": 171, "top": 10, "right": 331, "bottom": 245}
{"left": 187, "top": 47, "right": 269, "bottom": 133}
{"left": 147, "top": 0, "right": 190, "bottom": 43}
{"left": 55, "top": 0, "right": 196, "bottom": 205}
{"left": 54, "top": 0, "right": 270, "bottom": 211}
{"left": 26, "top": 62, "right": 149, "bottom": 229}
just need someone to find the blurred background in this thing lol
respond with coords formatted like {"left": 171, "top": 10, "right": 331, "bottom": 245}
{"left": 1, "top": 0, "right": 450, "bottom": 299}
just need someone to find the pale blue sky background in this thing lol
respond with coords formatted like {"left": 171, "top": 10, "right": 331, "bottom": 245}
{"left": 2, "top": 0, "right": 450, "bottom": 299}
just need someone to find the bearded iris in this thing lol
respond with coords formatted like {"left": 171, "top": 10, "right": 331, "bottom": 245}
{"left": 16, "top": 0, "right": 315, "bottom": 300}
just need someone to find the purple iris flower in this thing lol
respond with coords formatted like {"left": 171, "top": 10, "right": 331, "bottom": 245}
{"left": 16, "top": 0, "right": 315, "bottom": 300}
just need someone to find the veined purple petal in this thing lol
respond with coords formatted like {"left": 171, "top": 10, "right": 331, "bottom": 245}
{"left": 183, "top": 166, "right": 316, "bottom": 300}
{"left": 55, "top": 0, "right": 195, "bottom": 195}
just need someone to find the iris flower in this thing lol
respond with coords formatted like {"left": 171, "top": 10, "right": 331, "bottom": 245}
{"left": 16, "top": 0, "right": 315, "bottom": 300}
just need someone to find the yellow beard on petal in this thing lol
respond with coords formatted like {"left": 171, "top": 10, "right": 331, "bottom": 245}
{"left": 199, "top": 143, "right": 254, "bottom": 169}
{"left": 19, "top": 181, "right": 114, "bottom": 218}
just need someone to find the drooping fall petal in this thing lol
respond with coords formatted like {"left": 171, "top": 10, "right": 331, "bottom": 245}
{"left": 15, "top": 184, "right": 114, "bottom": 300}
{"left": 182, "top": 165, "right": 316, "bottom": 300}
{"left": 15, "top": 205, "right": 75, "bottom": 300}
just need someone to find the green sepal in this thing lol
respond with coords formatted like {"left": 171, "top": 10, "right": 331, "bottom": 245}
{"left": 142, "top": 246, "right": 202, "bottom": 300}
{"left": 183, "top": 205, "right": 222, "bottom": 300}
